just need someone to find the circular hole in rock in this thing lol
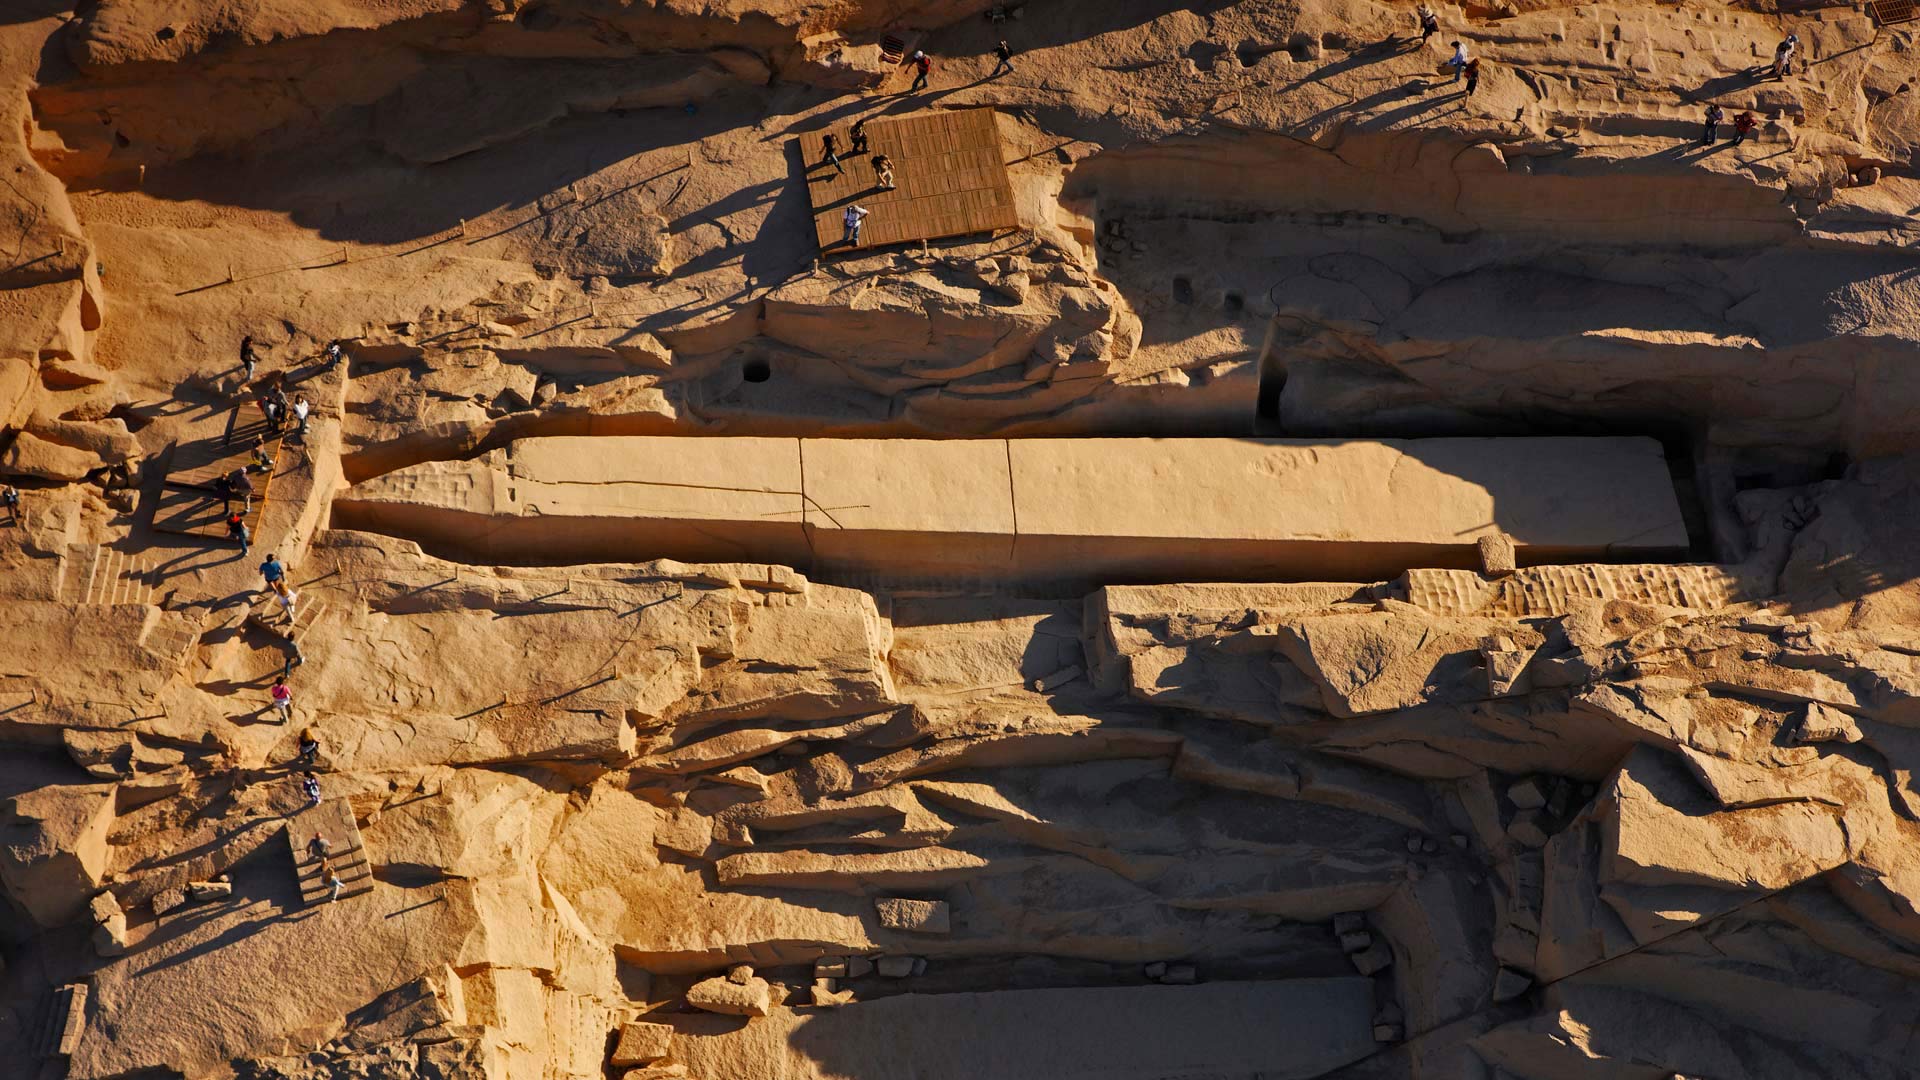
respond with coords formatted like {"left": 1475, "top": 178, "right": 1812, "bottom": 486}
{"left": 516, "top": 4, "right": 562, "bottom": 29}
{"left": 1172, "top": 276, "right": 1194, "bottom": 305}
{"left": 1224, "top": 292, "right": 1245, "bottom": 316}
{"left": 155, "top": 26, "right": 176, "bottom": 41}
{"left": 742, "top": 359, "right": 772, "bottom": 383}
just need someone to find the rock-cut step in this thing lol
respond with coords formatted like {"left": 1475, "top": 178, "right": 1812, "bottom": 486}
{"left": 286, "top": 798, "right": 374, "bottom": 905}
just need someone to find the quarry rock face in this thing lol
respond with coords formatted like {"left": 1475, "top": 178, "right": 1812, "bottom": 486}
{"left": 4, "top": 1, "right": 1920, "bottom": 1078}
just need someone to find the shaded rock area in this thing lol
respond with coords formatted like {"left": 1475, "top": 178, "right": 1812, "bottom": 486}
{"left": 3, "top": 0, "right": 1920, "bottom": 1078}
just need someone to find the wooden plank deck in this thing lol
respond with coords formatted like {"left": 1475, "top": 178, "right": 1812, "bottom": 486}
{"left": 154, "top": 411, "right": 285, "bottom": 539}
{"left": 801, "top": 108, "right": 1019, "bottom": 253}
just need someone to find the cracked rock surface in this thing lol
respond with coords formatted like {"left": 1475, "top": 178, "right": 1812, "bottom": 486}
{"left": 5, "top": 0, "right": 1920, "bottom": 1078}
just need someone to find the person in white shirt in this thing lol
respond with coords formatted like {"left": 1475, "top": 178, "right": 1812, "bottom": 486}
{"left": 1448, "top": 41, "right": 1470, "bottom": 83}
{"left": 843, "top": 203, "right": 871, "bottom": 246}
{"left": 1773, "top": 34, "right": 1798, "bottom": 79}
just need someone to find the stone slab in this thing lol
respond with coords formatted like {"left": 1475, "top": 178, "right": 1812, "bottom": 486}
{"left": 335, "top": 436, "right": 1689, "bottom": 584}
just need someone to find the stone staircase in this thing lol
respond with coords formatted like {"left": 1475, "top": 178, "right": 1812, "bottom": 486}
{"left": 59, "top": 543, "right": 155, "bottom": 606}
{"left": 35, "top": 982, "right": 86, "bottom": 1059}
{"left": 287, "top": 798, "right": 374, "bottom": 905}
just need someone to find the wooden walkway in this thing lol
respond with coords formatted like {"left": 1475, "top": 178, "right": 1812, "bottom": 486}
{"left": 155, "top": 408, "right": 286, "bottom": 540}
{"left": 801, "top": 108, "right": 1018, "bottom": 253}
{"left": 286, "top": 797, "right": 373, "bottom": 905}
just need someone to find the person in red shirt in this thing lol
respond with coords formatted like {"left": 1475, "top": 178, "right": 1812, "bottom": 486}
{"left": 271, "top": 676, "right": 294, "bottom": 722}
{"left": 1733, "top": 111, "right": 1757, "bottom": 145}
{"left": 909, "top": 50, "right": 932, "bottom": 92}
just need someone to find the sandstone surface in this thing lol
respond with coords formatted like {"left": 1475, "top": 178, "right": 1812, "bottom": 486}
{"left": 5, "top": 0, "right": 1920, "bottom": 1077}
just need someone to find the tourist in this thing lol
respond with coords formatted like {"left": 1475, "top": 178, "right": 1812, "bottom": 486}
{"left": 229, "top": 467, "right": 255, "bottom": 514}
{"left": 293, "top": 395, "right": 311, "bottom": 437}
{"left": 324, "top": 862, "right": 343, "bottom": 902}
{"left": 1733, "top": 110, "right": 1757, "bottom": 145}
{"left": 1448, "top": 41, "right": 1470, "bottom": 83}
{"left": 298, "top": 729, "right": 321, "bottom": 766}
{"left": 1465, "top": 57, "right": 1482, "bottom": 95}
{"left": 258, "top": 392, "right": 279, "bottom": 430}
{"left": 269, "top": 385, "right": 290, "bottom": 429}
{"left": 272, "top": 676, "right": 295, "bottom": 722}
{"left": 1417, "top": 4, "right": 1439, "bottom": 42}
{"left": 874, "top": 154, "right": 896, "bottom": 191}
{"left": 909, "top": 49, "right": 932, "bottom": 92}
{"left": 324, "top": 339, "right": 345, "bottom": 371}
{"left": 300, "top": 770, "right": 321, "bottom": 807}
{"left": 227, "top": 512, "right": 250, "bottom": 556}
{"left": 306, "top": 831, "right": 330, "bottom": 861}
{"left": 849, "top": 118, "right": 870, "bottom": 155}
{"left": 992, "top": 40, "right": 1014, "bottom": 77}
{"left": 821, "top": 133, "right": 844, "bottom": 176}
{"left": 2, "top": 485, "right": 19, "bottom": 527}
{"left": 278, "top": 587, "right": 299, "bottom": 622}
{"left": 259, "top": 553, "right": 285, "bottom": 592}
{"left": 1702, "top": 102, "right": 1724, "bottom": 144}
{"left": 251, "top": 436, "right": 274, "bottom": 474}
{"left": 240, "top": 335, "right": 259, "bottom": 382}
{"left": 843, "top": 203, "right": 870, "bottom": 246}
{"left": 1774, "top": 34, "right": 1797, "bottom": 79}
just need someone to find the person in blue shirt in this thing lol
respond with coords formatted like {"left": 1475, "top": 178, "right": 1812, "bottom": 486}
{"left": 260, "top": 554, "right": 286, "bottom": 593}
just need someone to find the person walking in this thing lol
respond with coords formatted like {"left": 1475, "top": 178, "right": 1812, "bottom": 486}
{"left": 229, "top": 467, "right": 255, "bottom": 514}
{"left": 299, "top": 729, "right": 321, "bottom": 766}
{"left": 1733, "top": 110, "right": 1757, "bottom": 145}
{"left": 324, "top": 339, "right": 345, "bottom": 371}
{"left": 1702, "top": 102, "right": 1724, "bottom": 144}
{"left": 306, "top": 831, "right": 330, "bottom": 862}
{"left": 278, "top": 587, "right": 300, "bottom": 623}
{"left": 1774, "top": 34, "right": 1797, "bottom": 79}
{"left": 843, "top": 203, "right": 870, "bottom": 246}
{"left": 873, "top": 154, "right": 896, "bottom": 191}
{"left": 1464, "top": 57, "right": 1482, "bottom": 95}
{"left": 251, "top": 436, "right": 274, "bottom": 475}
{"left": 991, "top": 40, "right": 1014, "bottom": 76}
{"left": 300, "top": 770, "right": 321, "bottom": 807}
{"left": 1417, "top": 4, "right": 1439, "bottom": 43}
{"left": 909, "top": 49, "right": 932, "bottom": 92}
{"left": 324, "top": 862, "right": 343, "bottom": 902}
{"left": 820, "top": 133, "right": 845, "bottom": 176}
{"left": 271, "top": 676, "right": 295, "bottom": 722}
{"left": 849, "top": 118, "right": 870, "bottom": 155}
{"left": 227, "top": 512, "right": 251, "bottom": 555}
{"left": 240, "top": 335, "right": 259, "bottom": 382}
{"left": 257, "top": 392, "right": 279, "bottom": 430}
{"left": 259, "top": 553, "right": 286, "bottom": 592}
{"left": 269, "top": 385, "right": 290, "bottom": 432}
{"left": 2, "top": 485, "right": 19, "bottom": 527}
{"left": 293, "top": 395, "right": 311, "bottom": 438}
{"left": 1448, "top": 41, "right": 1470, "bottom": 83}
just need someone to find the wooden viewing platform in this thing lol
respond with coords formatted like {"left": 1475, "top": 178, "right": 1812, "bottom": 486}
{"left": 154, "top": 407, "right": 286, "bottom": 539}
{"left": 800, "top": 107, "right": 1018, "bottom": 253}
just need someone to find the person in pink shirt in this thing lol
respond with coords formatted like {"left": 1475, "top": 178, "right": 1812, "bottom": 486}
{"left": 270, "top": 675, "right": 293, "bottom": 722}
